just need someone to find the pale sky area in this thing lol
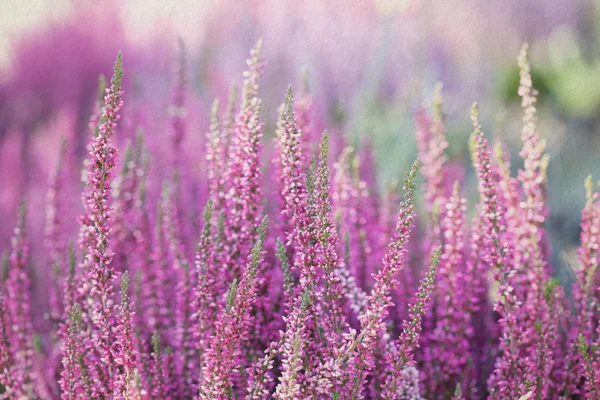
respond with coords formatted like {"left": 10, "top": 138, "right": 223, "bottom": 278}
{"left": 0, "top": 0, "right": 410, "bottom": 69}
{"left": 0, "top": 0, "right": 225, "bottom": 68}
{"left": 1, "top": 0, "right": 70, "bottom": 67}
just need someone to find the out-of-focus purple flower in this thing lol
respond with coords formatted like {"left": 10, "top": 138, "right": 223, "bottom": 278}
{"left": 4, "top": 202, "right": 36, "bottom": 398}
{"left": 221, "top": 41, "right": 265, "bottom": 284}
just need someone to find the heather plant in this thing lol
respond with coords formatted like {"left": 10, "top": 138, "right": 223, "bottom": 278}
{"left": 0, "top": 40, "right": 600, "bottom": 400}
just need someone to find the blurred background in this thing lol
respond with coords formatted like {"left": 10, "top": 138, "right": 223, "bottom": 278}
{"left": 0, "top": 0, "right": 598, "bottom": 276}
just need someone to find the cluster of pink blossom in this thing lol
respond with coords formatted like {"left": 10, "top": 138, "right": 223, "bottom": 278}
{"left": 1, "top": 41, "right": 599, "bottom": 400}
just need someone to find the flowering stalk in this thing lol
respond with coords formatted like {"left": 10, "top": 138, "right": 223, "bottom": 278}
{"left": 222, "top": 82, "right": 238, "bottom": 152}
{"left": 336, "top": 261, "right": 369, "bottom": 318}
{"left": 149, "top": 332, "right": 169, "bottom": 400}
{"left": 314, "top": 130, "right": 348, "bottom": 346}
{"left": 382, "top": 247, "right": 441, "bottom": 399}
{"left": 466, "top": 192, "right": 495, "bottom": 395}
{"left": 417, "top": 82, "right": 448, "bottom": 216}
{"left": 207, "top": 100, "right": 223, "bottom": 204}
{"left": 304, "top": 131, "right": 356, "bottom": 396}
{"left": 245, "top": 238, "right": 303, "bottom": 399}
{"left": 516, "top": 44, "right": 548, "bottom": 237}
{"left": 42, "top": 138, "right": 71, "bottom": 398}
{"left": 471, "top": 103, "right": 525, "bottom": 398}
{"left": 417, "top": 86, "right": 453, "bottom": 394}
{"left": 379, "top": 180, "right": 413, "bottom": 325}
{"left": 277, "top": 86, "right": 307, "bottom": 249}
{"left": 512, "top": 46, "right": 555, "bottom": 395}
{"left": 46, "top": 137, "right": 68, "bottom": 321}
{"left": 296, "top": 68, "right": 314, "bottom": 165}
{"left": 270, "top": 88, "right": 316, "bottom": 398}
{"left": 333, "top": 147, "right": 375, "bottom": 291}
{"left": 208, "top": 82, "right": 238, "bottom": 224}
{"left": 4, "top": 202, "right": 36, "bottom": 398}
{"left": 57, "top": 242, "right": 85, "bottom": 400}
{"left": 214, "top": 82, "right": 238, "bottom": 215}
{"left": 59, "top": 304, "right": 92, "bottom": 399}
{"left": 162, "top": 182, "right": 195, "bottom": 396}
{"left": 125, "top": 137, "right": 156, "bottom": 340}
{"left": 532, "top": 279, "right": 564, "bottom": 399}
{"left": 193, "top": 199, "right": 219, "bottom": 362}
{"left": 577, "top": 334, "right": 600, "bottom": 399}
{"left": 273, "top": 291, "right": 311, "bottom": 400}
{"left": 169, "top": 38, "right": 187, "bottom": 160}
{"left": 414, "top": 83, "right": 449, "bottom": 291}
{"left": 222, "top": 40, "right": 265, "bottom": 282}
{"left": 60, "top": 243, "right": 77, "bottom": 325}
{"left": 271, "top": 110, "right": 321, "bottom": 397}
{"left": 332, "top": 159, "right": 420, "bottom": 398}
{"left": 565, "top": 176, "right": 600, "bottom": 397}
{"left": 72, "top": 79, "right": 111, "bottom": 373}
{"left": 424, "top": 182, "right": 472, "bottom": 397}
{"left": 78, "top": 74, "right": 108, "bottom": 260}
{"left": 113, "top": 271, "right": 137, "bottom": 399}
{"left": 82, "top": 52, "right": 124, "bottom": 396}
{"left": 245, "top": 336, "right": 282, "bottom": 399}
{"left": 200, "top": 217, "right": 268, "bottom": 399}
{"left": 150, "top": 188, "right": 176, "bottom": 343}
{"left": 112, "top": 133, "right": 146, "bottom": 277}
{"left": 0, "top": 287, "right": 16, "bottom": 397}
{"left": 276, "top": 238, "right": 295, "bottom": 298}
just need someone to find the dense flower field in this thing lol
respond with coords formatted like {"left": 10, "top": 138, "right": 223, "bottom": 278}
{"left": 0, "top": 39, "right": 599, "bottom": 399}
